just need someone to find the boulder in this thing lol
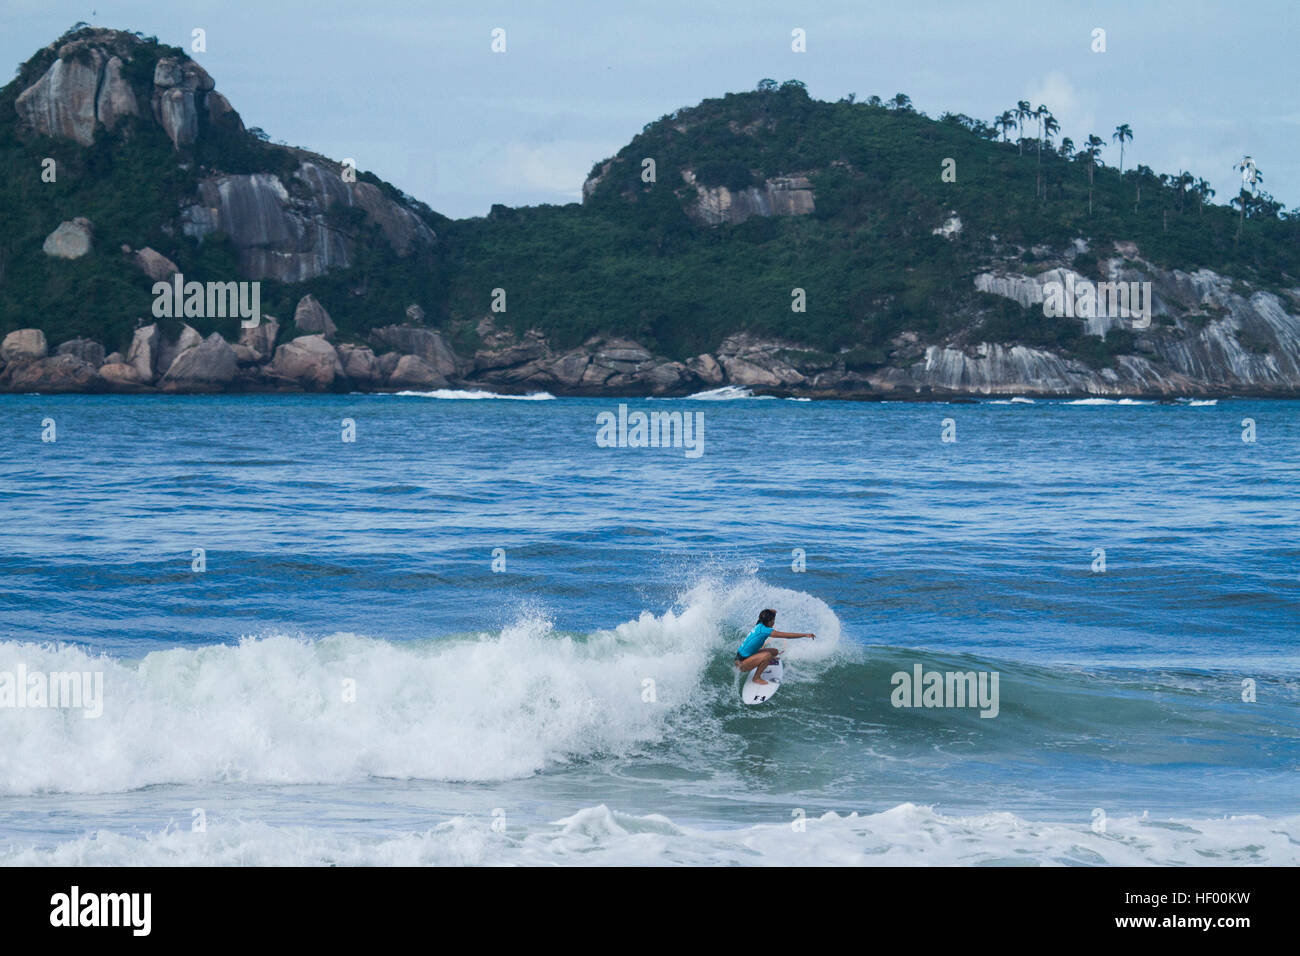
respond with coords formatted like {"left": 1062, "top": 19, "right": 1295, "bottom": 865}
{"left": 337, "top": 345, "right": 380, "bottom": 384}
{"left": 4, "top": 354, "right": 98, "bottom": 392}
{"left": 544, "top": 352, "right": 591, "bottom": 388}
{"left": 238, "top": 317, "right": 279, "bottom": 360}
{"left": 687, "top": 353, "right": 724, "bottom": 385}
{"left": 156, "top": 324, "right": 203, "bottom": 376}
{"left": 132, "top": 247, "right": 179, "bottom": 282}
{"left": 42, "top": 218, "right": 94, "bottom": 259}
{"left": 293, "top": 294, "right": 337, "bottom": 338}
{"left": 150, "top": 58, "right": 214, "bottom": 149}
{"left": 642, "top": 362, "right": 687, "bottom": 393}
{"left": 55, "top": 337, "right": 105, "bottom": 367}
{"left": 15, "top": 49, "right": 105, "bottom": 146}
{"left": 1, "top": 329, "right": 49, "bottom": 362}
{"left": 97, "top": 362, "right": 147, "bottom": 390}
{"left": 370, "top": 325, "right": 458, "bottom": 378}
{"left": 716, "top": 334, "right": 808, "bottom": 385}
{"left": 271, "top": 335, "right": 345, "bottom": 389}
{"left": 160, "top": 332, "right": 238, "bottom": 390}
{"left": 596, "top": 339, "right": 653, "bottom": 364}
{"left": 377, "top": 351, "right": 402, "bottom": 379}
{"left": 205, "top": 91, "right": 242, "bottom": 131}
{"left": 719, "top": 356, "right": 783, "bottom": 387}
{"left": 154, "top": 88, "right": 197, "bottom": 148}
{"left": 126, "top": 324, "right": 162, "bottom": 382}
{"left": 231, "top": 344, "right": 261, "bottom": 365}
{"left": 405, "top": 304, "right": 426, "bottom": 323}
{"left": 580, "top": 360, "right": 615, "bottom": 387}
{"left": 103, "top": 352, "right": 125, "bottom": 365}
{"left": 96, "top": 56, "right": 140, "bottom": 132}
{"left": 387, "top": 354, "right": 446, "bottom": 389}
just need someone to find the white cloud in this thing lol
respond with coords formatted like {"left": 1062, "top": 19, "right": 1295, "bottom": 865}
{"left": 1024, "top": 72, "right": 1095, "bottom": 143}
{"left": 491, "top": 140, "right": 622, "bottom": 200}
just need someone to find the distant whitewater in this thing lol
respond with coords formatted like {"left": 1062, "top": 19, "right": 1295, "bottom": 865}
{"left": 390, "top": 389, "right": 555, "bottom": 400}
{"left": 685, "top": 386, "right": 773, "bottom": 400}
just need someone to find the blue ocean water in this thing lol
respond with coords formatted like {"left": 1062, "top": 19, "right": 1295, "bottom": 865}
{"left": 1, "top": 391, "right": 1297, "bottom": 865}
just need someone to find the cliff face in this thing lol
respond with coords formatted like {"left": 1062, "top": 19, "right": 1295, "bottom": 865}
{"left": 15, "top": 30, "right": 220, "bottom": 149}
{"left": 8, "top": 28, "right": 434, "bottom": 285}
{"left": 14, "top": 37, "right": 140, "bottom": 146}
{"left": 679, "top": 170, "right": 815, "bottom": 226}
{"left": 179, "top": 163, "right": 433, "bottom": 281}
{"left": 951, "top": 248, "right": 1300, "bottom": 396}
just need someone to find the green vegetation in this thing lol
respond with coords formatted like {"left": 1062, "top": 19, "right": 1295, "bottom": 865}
{"left": 2, "top": 31, "right": 1298, "bottom": 371}
{"left": 441, "top": 82, "right": 1298, "bottom": 365}
{"left": 0, "top": 27, "right": 449, "bottom": 354}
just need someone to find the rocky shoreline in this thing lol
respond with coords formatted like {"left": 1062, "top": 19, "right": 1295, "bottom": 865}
{"left": 3, "top": 312, "right": 1298, "bottom": 400}
{"left": 7, "top": 245, "right": 1300, "bottom": 399}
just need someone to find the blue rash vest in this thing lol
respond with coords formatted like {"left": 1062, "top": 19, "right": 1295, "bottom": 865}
{"left": 738, "top": 623, "right": 773, "bottom": 658}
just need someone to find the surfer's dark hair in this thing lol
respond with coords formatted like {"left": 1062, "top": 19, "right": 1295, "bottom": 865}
{"left": 758, "top": 609, "right": 776, "bottom": 626}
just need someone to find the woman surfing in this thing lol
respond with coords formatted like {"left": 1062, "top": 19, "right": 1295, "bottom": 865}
{"left": 735, "top": 608, "right": 815, "bottom": 684}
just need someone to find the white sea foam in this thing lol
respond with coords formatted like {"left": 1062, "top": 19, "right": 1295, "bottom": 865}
{"left": 685, "top": 386, "right": 776, "bottom": 401}
{"left": 390, "top": 389, "right": 555, "bottom": 400}
{"left": 0, "top": 580, "right": 840, "bottom": 796}
{"left": 5, "top": 803, "right": 1294, "bottom": 867}
{"left": 1064, "top": 398, "right": 1155, "bottom": 405}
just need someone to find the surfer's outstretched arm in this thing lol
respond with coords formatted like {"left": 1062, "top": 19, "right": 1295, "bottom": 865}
{"left": 769, "top": 630, "right": 815, "bottom": 639}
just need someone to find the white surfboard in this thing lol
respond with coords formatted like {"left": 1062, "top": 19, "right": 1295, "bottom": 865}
{"left": 741, "top": 659, "right": 783, "bottom": 706}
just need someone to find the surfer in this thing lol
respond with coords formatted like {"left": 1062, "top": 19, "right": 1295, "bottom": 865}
{"left": 736, "top": 608, "right": 814, "bottom": 684}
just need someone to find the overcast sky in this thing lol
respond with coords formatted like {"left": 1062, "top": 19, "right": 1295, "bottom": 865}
{"left": 4, "top": 0, "right": 1296, "bottom": 219}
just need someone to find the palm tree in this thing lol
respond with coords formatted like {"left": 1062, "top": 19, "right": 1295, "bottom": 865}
{"left": 1015, "top": 100, "right": 1032, "bottom": 155}
{"left": 1175, "top": 170, "right": 1194, "bottom": 213}
{"left": 1059, "top": 137, "right": 1075, "bottom": 160}
{"left": 1043, "top": 114, "right": 1060, "bottom": 148}
{"left": 890, "top": 93, "right": 912, "bottom": 111}
{"left": 1111, "top": 124, "right": 1133, "bottom": 175}
{"left": 1082, "top": 135, "right": 1105, "bottom": 215}
{"left": 1134, "top": 164, "right": 1154, "bottom": 209}
{"left": 1233, "top": 155, "right": 1260, "bottom": 239}
{"left": 995, "top": 110, "right": 1016, "bottom": 143}
{"left": 1194, "top": 177, "right": 1215, "bottom": 215}
{"left": 1029, "top": 106, "right": 1057, "bottom": 199}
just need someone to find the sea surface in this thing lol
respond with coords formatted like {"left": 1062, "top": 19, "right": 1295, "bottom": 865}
{"left": 1, "top": 390, "right": 1297, "bottom": 865}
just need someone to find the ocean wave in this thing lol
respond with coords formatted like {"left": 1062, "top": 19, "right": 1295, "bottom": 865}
{"left": 4, "top": 803, "right": 1295, "bottom": 866}
{"left": 0, "top": 579, "right": 841, "bottom": 795}
{"left": 4, "top": 572, "right": 1292, "bottom": 800}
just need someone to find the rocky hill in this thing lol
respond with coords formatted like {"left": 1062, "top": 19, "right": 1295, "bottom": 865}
{"left": 2, "top": 27, "right": 1299, "bottom": 397}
